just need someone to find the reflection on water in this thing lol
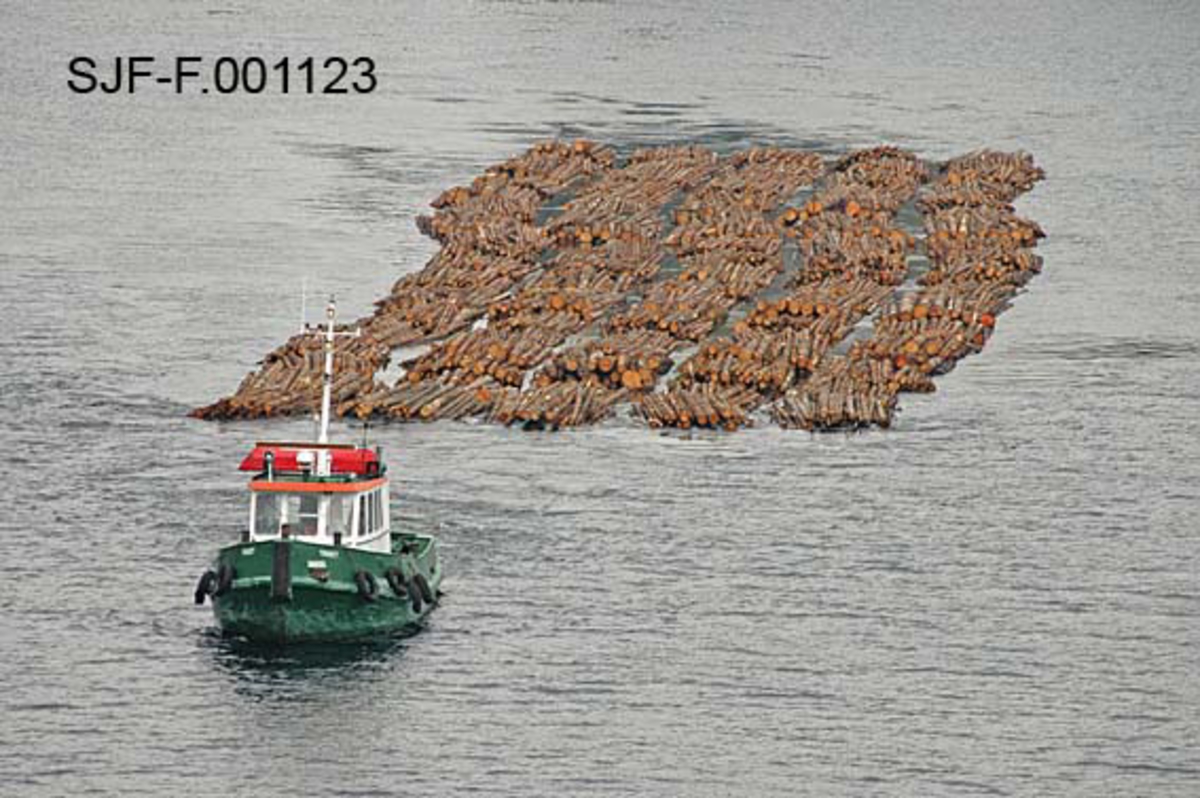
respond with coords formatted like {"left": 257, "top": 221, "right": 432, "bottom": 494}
{"left": 205, "top": 631, "right": 412, "bottom": 692}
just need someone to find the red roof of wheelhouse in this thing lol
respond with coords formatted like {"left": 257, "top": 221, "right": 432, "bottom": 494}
{"left": 238, "top": 444, "right": 382, "bottom": 476}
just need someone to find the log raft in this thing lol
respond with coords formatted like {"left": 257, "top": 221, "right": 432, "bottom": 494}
{"left": 192, "top": 143, "right": 1045, "bottom": 432}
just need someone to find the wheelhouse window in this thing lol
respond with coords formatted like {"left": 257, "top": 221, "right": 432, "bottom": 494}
{"left": 253, "top": 493, "right": 321, "bottom": 538}
{"left": 254, "top": 493, "right": 281, "bottom": 537}
{"left": 294, "top": 494, "right": 320, "bottom": 536}
{"left": 328, "top": 495, "right": 353, "bottom": 539}
{"left": 355, "top": 489, "right": 385, "bottom": 538}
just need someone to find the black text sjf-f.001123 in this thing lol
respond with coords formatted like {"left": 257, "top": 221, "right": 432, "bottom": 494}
{"left": 67, "top": 55, "right": 377, "bottom": 95}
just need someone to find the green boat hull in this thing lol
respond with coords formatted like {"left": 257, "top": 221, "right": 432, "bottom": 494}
{"left": 209, "top": 534, "right": 441, "bottom": 644}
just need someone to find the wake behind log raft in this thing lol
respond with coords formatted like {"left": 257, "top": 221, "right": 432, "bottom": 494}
{"left": 190, "top": 142, "right": 1045, "bottom": 432}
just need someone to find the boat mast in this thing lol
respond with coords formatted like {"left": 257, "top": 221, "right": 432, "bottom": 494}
{"left": 302, "top": 296, "right": 360, "bottom": 472}
{"left": 319, "top": 299, "right": 336, "bottom": 444}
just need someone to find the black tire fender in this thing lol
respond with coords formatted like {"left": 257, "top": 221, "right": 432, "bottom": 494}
{"left": 214, "top": 564, "right": 236, "bottom": 597}
{"left": 384, "top": 568, "right": 408, "bottom": 598}
{"left": 194, "top": 570, "right": 217, "bottom": 605}
{"left": 354, "top": 570, "right": 379, "bottom": 602}
{"left": 412, "top": 573, "right": 435, "bottom": 606}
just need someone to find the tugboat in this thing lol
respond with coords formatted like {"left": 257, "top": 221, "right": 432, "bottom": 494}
{"left": 194, "top": 298, "right": 441, "bottom": 643}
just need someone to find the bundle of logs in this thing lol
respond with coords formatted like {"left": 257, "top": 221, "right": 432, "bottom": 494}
{"left": 741, "top": 278, "right": 893, "bottom": 332}
{"left": 344, "top": 379, "right": 498, "bottom": 422}
{"left": 781, "top": 147, "right": 927, "bottom": 286}
{"left": 547, "top": 146, "right": 722, "bottom": 248}
{"left": 673, "top": 328, "right": 833, "bottom": 391}
{"left": 535, "top": 330, "right": 676, "bottom": 392}
{"left": 191, "top": 332, "right": 389, "bottom": 420}
{"left": 487, "top": 382, "right": 629, "bottom": 429}
{"left": 634, "top": 385, "right": 761, "bottom": 431}
{"left": 921, "top": 205, "right": 1045, "bottom": 286}
{"left": 192, "top": 142, "right": 1045, "bottom": 433}
{"left": 771, "top": 356, "right": 901, "bottom": 430}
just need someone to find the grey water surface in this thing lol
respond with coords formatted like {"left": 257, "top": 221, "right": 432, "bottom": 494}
{"left": 2, "top": 1, "right": 1198, "bottom": 796}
